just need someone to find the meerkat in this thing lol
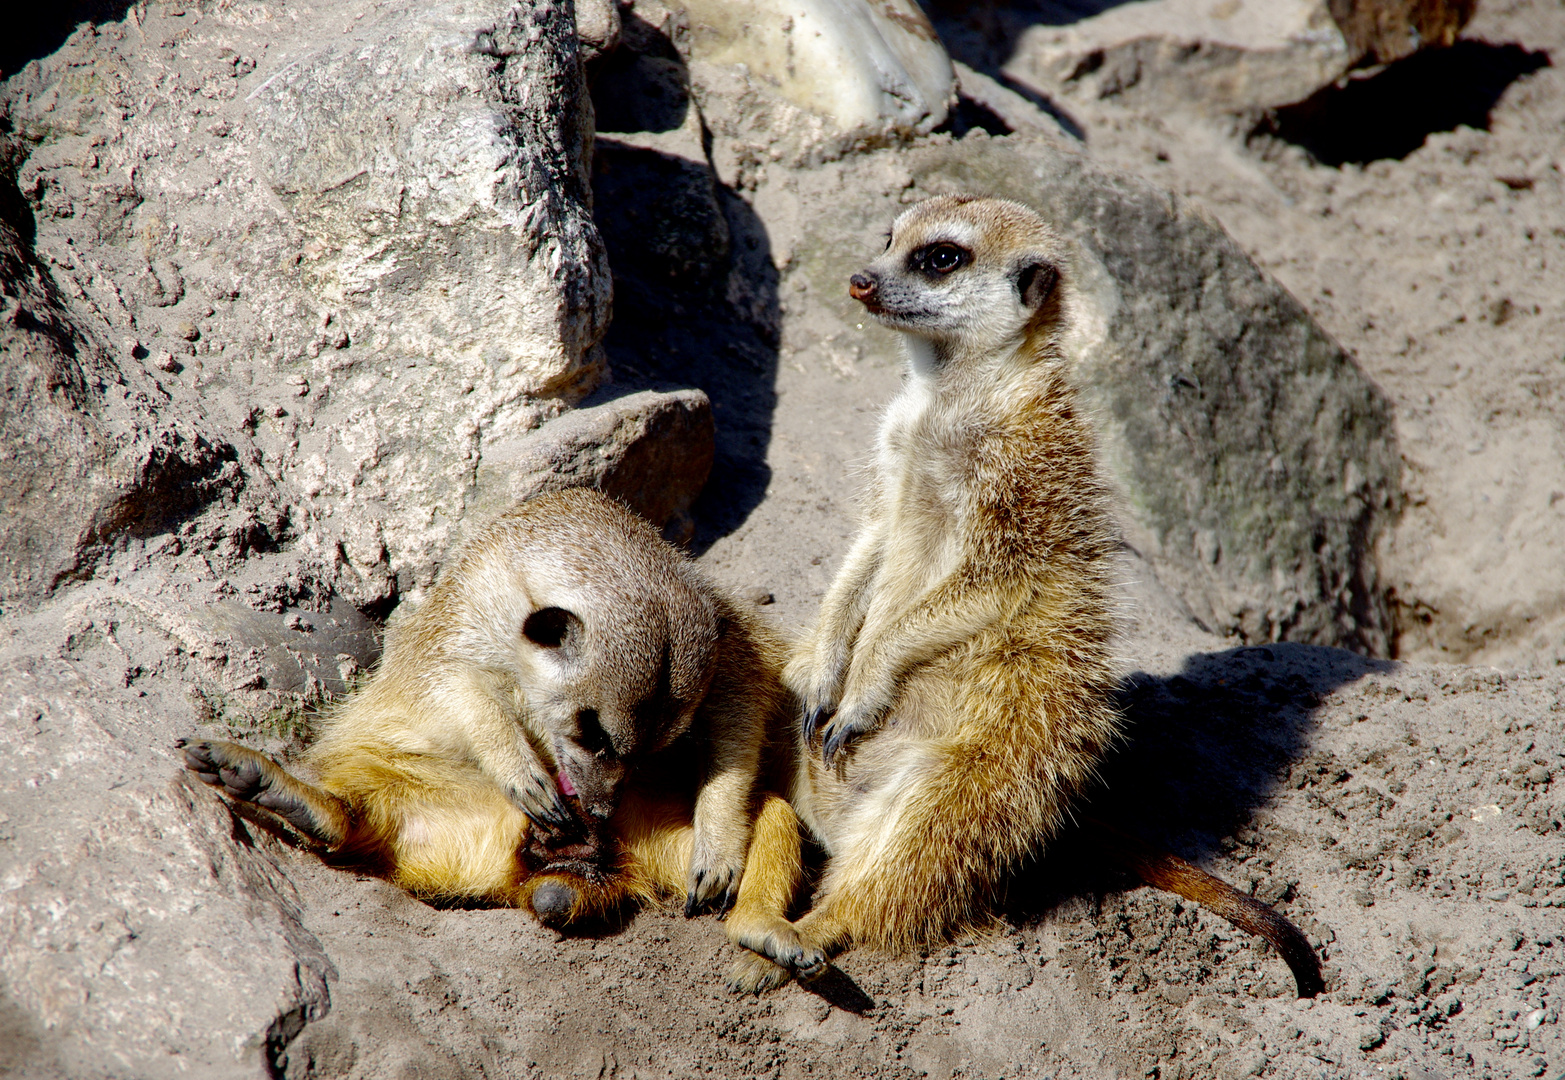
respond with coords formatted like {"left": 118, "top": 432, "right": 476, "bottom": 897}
{"left": 724, "top": 195, "right": 1323, "bottom": 998}
{"left": 180, "top": 487, "right": 800, "bottom": 935}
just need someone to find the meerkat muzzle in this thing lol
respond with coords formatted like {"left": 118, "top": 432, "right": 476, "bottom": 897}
{"left": 848, "top": 273, "right": 878, "bottom": 303}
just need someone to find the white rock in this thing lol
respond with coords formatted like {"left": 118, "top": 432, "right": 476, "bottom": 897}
{"left": 251, "top": 0, "right": 608, "bottom": 397}
{"left": 676, "top": 0, "right": 955, "bottom": 145}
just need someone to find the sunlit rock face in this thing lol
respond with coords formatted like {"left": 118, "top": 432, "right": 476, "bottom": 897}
{"left": 675, "top": 0, "right": 956, "bottom": 157}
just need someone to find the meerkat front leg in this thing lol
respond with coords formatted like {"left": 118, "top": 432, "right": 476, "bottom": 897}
{"left": 819, "top": 575, "right": 1004, "bottom": 765}
{"left": 685, "top": 707, "right": 764, "bottom": 915}
{"left": 455, "top": 690, "right": 575, "bottom": 832}
{"left": 783, "top": 525, "right": 885, "bottom": 745}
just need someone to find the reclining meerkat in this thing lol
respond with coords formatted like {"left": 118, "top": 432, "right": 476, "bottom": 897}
{"left": 724, "top": 195, "right": 1324, "bottom": 998}
{"left": 180, "top": 488, "right": 801, "bottom": 936}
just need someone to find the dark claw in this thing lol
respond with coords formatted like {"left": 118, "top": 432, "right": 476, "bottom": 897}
{"left": 178, "top": 739, "right": 218, "bottom": 778}
{"left": 793, "top": 951, "right": 828, "bottom": 982}
{"left": 684, "top": 870, "right": 707, "bottom": 917}
{"left": 514, "top": 779, "right": 576, "bottom": 831}
{"left": 802, "top": 705, "right": 832, "bottom": 747}
{"left": 715, "top": 884, "right": 738, "bottom": 919}
{"left": 551, "top": 788, "right": 573, "bottom": 824}
{"left": 536, "top": 805, "right": 572, "bottom": 831}
{"left": 822, "top": 725, "right": 853, "bottom": 769}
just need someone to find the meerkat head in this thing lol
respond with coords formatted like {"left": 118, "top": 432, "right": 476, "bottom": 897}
{"left": 848, "top": 195, "right": 1068, "bottom": 368}
{"left": 444, "top": 491, "right": 724, "bottom": 821}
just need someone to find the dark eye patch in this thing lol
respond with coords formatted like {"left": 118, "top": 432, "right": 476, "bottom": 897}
{"left": 576, "top": 709, "right": 615, "bottom": 758}
{"left": 909, "top": 242, "right": 970, "bottom": 277}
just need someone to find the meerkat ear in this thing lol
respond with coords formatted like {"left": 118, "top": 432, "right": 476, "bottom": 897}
{"left": 522, "top": 607, "right": 580, "bottom": 651}
{"left": 1016, "top": 260, "right": 1060, "bottom": 310}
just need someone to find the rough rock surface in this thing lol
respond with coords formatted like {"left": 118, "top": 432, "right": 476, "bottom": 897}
{"left": 3, "top": 0, "right": 610, "bottom": 601}
{"left": 471, "top": 388, "right": 715, "bottom": 545}
{"left": 933, "top": 0, "right": 1480, "bottom": 118}
{"left": 679, "top": 0, "right": 955, "bottom": 146}
{"left": 3, "top": 0, "right": 1563, "bottom": 1076}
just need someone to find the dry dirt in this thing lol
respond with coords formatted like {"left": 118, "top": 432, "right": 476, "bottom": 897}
{"left": 4, "top": 0, "right": 1564, "bottom": 1077}
{"left": 280, "top": 2, "right": 1565, "bottom": 1076}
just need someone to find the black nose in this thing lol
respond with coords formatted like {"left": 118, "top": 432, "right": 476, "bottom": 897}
{"left": 848, "top": 273, "right": 877, "bottom": 303}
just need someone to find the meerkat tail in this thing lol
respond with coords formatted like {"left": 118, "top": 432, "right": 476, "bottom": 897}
{"left": 1084, "top": 816, "right": 1325, "bottom": 998}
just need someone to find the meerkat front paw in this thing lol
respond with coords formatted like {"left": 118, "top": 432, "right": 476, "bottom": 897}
{"left": 817, "top": 696, "right": 888, "bottom": 768}
{"left": 504, "top": 769, "right": 575, "bottom": 833}
{"left": 782, "top": 651, "right": 847, "bottom": 747}
{"left": 685, "top": 838, "right": 744, "bottom": 917}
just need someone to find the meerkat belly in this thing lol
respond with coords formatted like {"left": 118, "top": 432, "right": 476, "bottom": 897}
{"left": 861, "top": 459, "right": 964, "bottom": 631}
{"left": 802, "top": 656, "right": 960, "bottom": 851}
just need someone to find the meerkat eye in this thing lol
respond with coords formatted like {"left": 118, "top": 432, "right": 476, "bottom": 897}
{"left": 911, "top": 242, "right": 969, "bottom": 277}
{"left": 576, "top": 709, "right": 615, "bottom": 758}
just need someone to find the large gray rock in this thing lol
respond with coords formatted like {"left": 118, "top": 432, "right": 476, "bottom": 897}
{"left": 769, "top": 134, "right": 1399, "bottom": 652}
{"left": 0, "top": 3, "right": 689, "bottom": 1072}
{"left": 250, "top": 0, "right": 606, "bottom": 400}
{"left": 0, "top": 639, "right": 335, "bottom": 1080}
{"left": 3, "top": 0, "right": 612, "bottom": 600}
{"left": 0, "top": 166, "right": 254, "bottom": 613}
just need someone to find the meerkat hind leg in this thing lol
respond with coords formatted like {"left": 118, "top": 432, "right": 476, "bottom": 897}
{"left": 178, "top": 738, "right": 349, "bottom": 847}
{"left": 725, "top": 795, "right": 824, "bottom": 990}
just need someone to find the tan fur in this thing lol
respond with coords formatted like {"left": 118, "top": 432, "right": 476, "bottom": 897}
{"left": 729, "top": 196, "right": 1124, "bottom": 985}
{"left": 730, "top": 196, "right": 1324, "bottom": 999}
{"left": 181, "top": 488, "right": 799, "bottom": 945}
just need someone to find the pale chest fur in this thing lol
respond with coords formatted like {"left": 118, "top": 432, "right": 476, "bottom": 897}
{"left": 864, "top": 378, "right": 972, "bottom": 620}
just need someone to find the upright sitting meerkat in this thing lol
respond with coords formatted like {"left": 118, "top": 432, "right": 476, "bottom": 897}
{"left": 181, "top": 488, "right": 801, "bottom": 935}
{"left": 726, "top": 195, "right": 1322, "bottom": 998}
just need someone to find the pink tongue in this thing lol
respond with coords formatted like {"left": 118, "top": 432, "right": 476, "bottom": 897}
{"left": 556, "top": 770, "right": 577, "bottom": 797}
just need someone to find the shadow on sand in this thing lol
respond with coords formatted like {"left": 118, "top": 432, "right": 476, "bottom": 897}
{"left": 586, "top": 11, "right": 781, "bottom": 555}
{"left": 1005, "top": 643, "right": 1393, "bottom": 920}
{"left": 1255, "top": 41, "right": 1552, "bottom": 166}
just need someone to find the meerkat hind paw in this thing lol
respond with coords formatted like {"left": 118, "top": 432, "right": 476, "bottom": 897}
{"left": 727, "top": 951, "right": 793, "bottom": 994}
{"left": 178, "top": 740, "right": 272, "bottom": 803}
{"left": 733, "top": 925, "right": 827, "bottom": 981}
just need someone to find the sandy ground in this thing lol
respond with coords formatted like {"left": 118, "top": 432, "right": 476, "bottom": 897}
{"left": 278, "top": 2, "right": 1565, "bottom": 1073}
{"left": 3, "top": 0, "right": 1563, "bottom": 1076}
